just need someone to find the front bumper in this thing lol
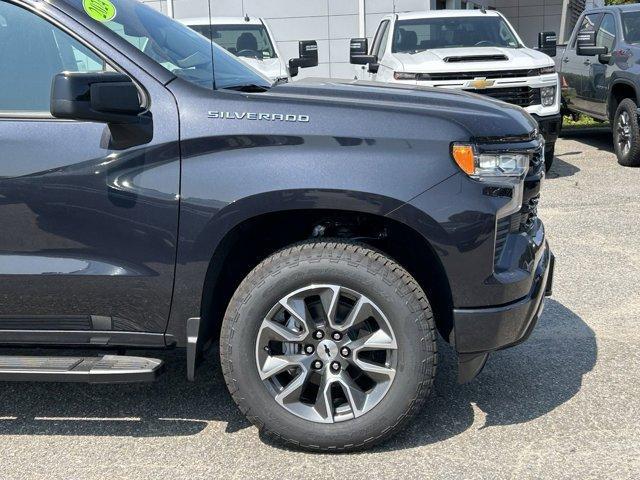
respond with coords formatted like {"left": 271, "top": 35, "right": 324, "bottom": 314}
{"left": 532, "top": 113, "right": 562, "bottom": 147}
{"left": 455, "top": 244, "right": 555, "bottom": 383}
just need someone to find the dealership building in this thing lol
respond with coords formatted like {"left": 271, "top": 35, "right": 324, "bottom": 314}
{"left": 143, "top": 0, "right": 605, "bottom": 78}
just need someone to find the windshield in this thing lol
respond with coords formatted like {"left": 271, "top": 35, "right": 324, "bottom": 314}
{"left": 622, "top": 11, "right": 640, "bottom": 44}
{"left": 188, "top": 23, "right": 277, "bottom": 60}
{"left": 60, "top": 0, "right": 272, "bottom": 90}
{"left": 392, "top": 16, "right": 520, "bottom": 53}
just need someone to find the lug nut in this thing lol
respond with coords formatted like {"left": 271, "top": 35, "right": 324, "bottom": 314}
{"left": 340, "top": 347, "right": 350, "bottom": 357}
{"left": 313, "top": 330, "right": 324, "bottom": 340}
{"left": 304, "top": 344, "right": 315, "bottom": 355}
{"left": 331, "top": 331, "right": 342, "bottom": 341}
{"left": 312, "top": 360, "right": 324, "bottom": 370}
{"left": 330, "top": 361, "right": 341, "bottom": 372}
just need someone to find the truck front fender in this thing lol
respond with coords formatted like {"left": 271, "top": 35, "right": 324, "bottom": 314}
{"left": 166, "top": 186, "right": 448, "bottom": 343}
{"left": 608, "top": 76, "right": 639, "bottom": 119}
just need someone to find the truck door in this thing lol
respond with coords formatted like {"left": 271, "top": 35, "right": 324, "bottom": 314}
{"left": 562, "top": 13, "right": 601, "bottom": 114}
{"left": 0, "top": 1, "right": 180, "bottom": 339}
{"left": 582, "top": 13, "right": 618, "bottom": 118}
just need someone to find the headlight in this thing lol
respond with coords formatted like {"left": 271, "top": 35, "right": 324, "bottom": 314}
{"left": 452, "top": 144, "right": 530, "bottom": 179}
{"left": 394, "top": 72, "right": 419, "bottom": 80}
{"left": 541, "top": 86, "right": 556, "bottom": 107}
{"left": 539, "top": 66, "right": 556, "bottom": 75}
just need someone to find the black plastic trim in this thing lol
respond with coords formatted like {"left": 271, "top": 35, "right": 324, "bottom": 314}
{"left": 186, "top": 317, "right": 200, "bottom": 381}
{"left": 532, "top": 113, "right": 562, "bottom": 145}
{"left": 0, "top": 330, "right": 171, "bottom": 348}
{"left": 453, "top": 244, "right": 553, "bottom": 355}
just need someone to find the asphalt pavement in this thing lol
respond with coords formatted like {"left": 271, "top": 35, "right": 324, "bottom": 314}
{"left": 1, "top": 128, "right": 639, "bottom": 479}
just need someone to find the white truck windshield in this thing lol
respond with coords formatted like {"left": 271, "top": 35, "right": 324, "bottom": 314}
{"left": 189, "top": 24, "right": 277, "bottom": 60}
{"left": 392, "top": 16, "right": 520, "bottom": 53}
{"left": 61, "top": 0, "right": 272, "bottom": 90}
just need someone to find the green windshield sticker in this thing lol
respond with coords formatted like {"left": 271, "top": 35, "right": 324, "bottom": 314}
{"left": 83, "top": 0, "right": 116, "bottom": 22}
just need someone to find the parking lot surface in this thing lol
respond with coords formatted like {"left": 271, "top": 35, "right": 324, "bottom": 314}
{"left": 1, "top": 129, "right": 639, "bottom": 479}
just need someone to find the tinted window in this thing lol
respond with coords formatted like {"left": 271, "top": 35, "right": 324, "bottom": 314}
{"left": 190, "top": 24, "right": 277, "bottom": 60}
{"left": 0, "top": 0, "right": 105, "bottom": 112}
{"left": 61, "top": 0, "right": 271, "bottom": 90}
{"left": 572, "top": 13, "right": 601, "bottom": 48}
{"left": 371, "top": 20, "right": 390, "bottom": 58}
{"left": 392, "top": 16, "right": 519, "bottom": 53}
{"left": 597, "top": 14, "right": 616, "bottom": 51}
{"left": 374, "top": 21, "right": 391, "bottom": 58}
{"left": 622, "top": 11, "right": 640, "bottom": 44}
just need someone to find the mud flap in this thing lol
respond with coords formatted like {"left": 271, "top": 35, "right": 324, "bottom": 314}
{"left": 458, "top": 352, "right": 489, "bottom": 384}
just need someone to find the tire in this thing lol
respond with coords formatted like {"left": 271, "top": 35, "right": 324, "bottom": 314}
{"left": 544, "top": 144, "right": 555, "bottom": 172}
{"left": 220, "top": 240, "right": 437, "bottom": 452}
{"left": 613, "top": 98, "right": 640, "bottom": 167}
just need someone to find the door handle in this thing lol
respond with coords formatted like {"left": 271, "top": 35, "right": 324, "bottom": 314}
{"left": 562, "top": 57, "right": 570, "bottom": 63}
{"left": 583, "top": 59, "right": 592, "bottom": 66}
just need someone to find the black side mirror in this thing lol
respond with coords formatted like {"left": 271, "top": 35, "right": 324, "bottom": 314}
{"left": 51, "top": 71, "right": 143, "bottom": 124}
{"left": 538, "top": 31, "right": 557, "bottom": 58}
{"left": 289, "top": 40, "right": 318, "bottom": 78}
{"left": 350, "top": 37, "right": 377, "bottom": 65}
{"left": 598, "top": 51, "right": 613, "bottom": 64}
{"left": 576, "top": 29, "right": 608, "bottom": 56}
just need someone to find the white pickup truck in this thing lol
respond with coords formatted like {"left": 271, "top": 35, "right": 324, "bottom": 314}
{"left": 181, "top": 16, "right": 318, "bottom": 83}
{"left": 351, "top": 9, "right": 561, "bottom": 169}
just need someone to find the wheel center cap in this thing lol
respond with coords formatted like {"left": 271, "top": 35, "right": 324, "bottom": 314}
{"left": 317, "top": 339, "right": 338, "bottom": 361}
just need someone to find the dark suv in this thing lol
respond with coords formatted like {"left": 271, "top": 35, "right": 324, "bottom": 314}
{"left": 558, "top": 4, "right": 640, "bottom": 166}
{"left": 0, "top": 0, "right": 553, "bottom": 451}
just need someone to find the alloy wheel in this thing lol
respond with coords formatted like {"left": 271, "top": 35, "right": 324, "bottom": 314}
{"left": 255, "top": 284, "right": 397, "bottom": 424}
{"left": 617, "top": 110, "right": 632, "bottom": 158}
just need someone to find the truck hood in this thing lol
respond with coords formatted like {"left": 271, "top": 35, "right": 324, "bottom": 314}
{"left": 394, "top": 47, "right": 553, "bottom": 72}
{"left": 237, "top": 56, "right": 285, "bottom": 82}
{"left": 268, "top": 78, "right": 538, "bottom": 140}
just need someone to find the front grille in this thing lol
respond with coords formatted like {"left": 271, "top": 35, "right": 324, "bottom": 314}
{"left": 530, "top": 144, "right": 544, "bottom": 169}
{"left": 494, "top": 145, "right": 544, "bottom": 266}
{"left": 428, "top": 69, "right": 542, "bottom": 81}
{"left": 469, "top": 87, "right": 541, "bottom": 107}
{"left": 520, "top": 194, "right": 540, "bottom": 231}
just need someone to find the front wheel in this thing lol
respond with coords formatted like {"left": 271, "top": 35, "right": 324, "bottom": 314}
{"left": 614, "top": 98, "right": 640, "bottom": 167}
{"left": 220, "top": 241, "right": 437, "bottom": 451}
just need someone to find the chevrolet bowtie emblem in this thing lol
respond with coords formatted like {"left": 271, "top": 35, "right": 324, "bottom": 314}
{"left": 468, "top": 77, "right": 495, "bottom": 89}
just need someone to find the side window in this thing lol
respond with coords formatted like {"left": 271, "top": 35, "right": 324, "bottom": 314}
{"left": 374, "top": 21, "right": 391, "bottom": 59}
{"left": 371, "top": 20, "right": 390, "bottom": 58}
{"left": 0, "top": 1, "right": 105, "bottom": 113}
{"left": 597, "top": 14, "right": 616, "bottom": 52}
{"left": 572, "top": 13, "right": 601, "bottom": 49}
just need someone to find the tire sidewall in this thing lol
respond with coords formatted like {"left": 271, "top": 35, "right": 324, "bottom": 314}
{"left": 614, "top": 99, "right": 640, "bottom": 167}
{"left": 223, "top": 245, "right": 434, "bottom": 447}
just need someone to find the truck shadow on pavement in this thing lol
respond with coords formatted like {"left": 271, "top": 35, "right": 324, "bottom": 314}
{"left": 0, "top": 300, "right": 596, "bottom": 450}
{"left": 559, "top": 127, "right": 613, "bottom": 154}
{"left": 369, "top": 299, "right": 597, "bottom": 452}
{"left": 547, "top": 157, "right": 581, "bottom": 179}
{"left": 0, "top": 349, "right": 245, "bottom": 438}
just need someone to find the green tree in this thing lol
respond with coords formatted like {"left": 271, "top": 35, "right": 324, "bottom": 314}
{"left": 606, "top": 0, "right": 637, "bottom": 5}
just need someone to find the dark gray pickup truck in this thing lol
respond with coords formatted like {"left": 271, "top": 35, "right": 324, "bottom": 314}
{"left": 558, "top": 4, "right": 640, "bottom": 166}
{"left": 0, "top": 0, "right": 554, "bottom": 451}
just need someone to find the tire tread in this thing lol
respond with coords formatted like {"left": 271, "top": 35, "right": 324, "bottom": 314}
{"left": 219, "top": 240, "right": 437, "bottom": 452}
{"left": 614, "top": 98, "right": 640, "bottom": 167}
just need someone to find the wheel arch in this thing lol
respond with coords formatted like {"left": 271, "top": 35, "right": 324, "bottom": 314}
{"left": 190, "top": 192, "right": 454, "bottom": 349}
{"left": 609, "top": 79, "right": 638, "bottom": 122}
